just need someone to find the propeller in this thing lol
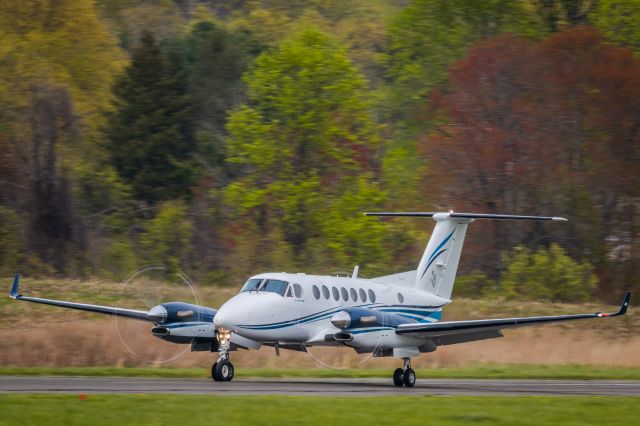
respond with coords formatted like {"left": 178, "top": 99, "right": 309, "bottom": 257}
{"left": 113, "top": 266, "right": 202, "bottom": 365}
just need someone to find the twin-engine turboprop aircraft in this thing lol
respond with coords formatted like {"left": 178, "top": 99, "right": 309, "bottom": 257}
{"left": 9, "top": 212, "right": 631, "bottom": 387}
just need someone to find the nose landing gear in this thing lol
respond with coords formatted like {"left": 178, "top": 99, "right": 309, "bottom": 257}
{"left": 212, "top": 328, "right": 234, "bottom": 382}
{"left": 393, "top": 357, "right": 416, "bottom": 387}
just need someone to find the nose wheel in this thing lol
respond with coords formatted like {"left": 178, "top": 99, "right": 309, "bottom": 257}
{"left": 393, "top": 357, "right": 416, "bottom": 387}
{"left": 212, "top": 360, "right": 234, "bottom": 381}
{"left": 212, "top": 328, "right": 234, "bottom": 382}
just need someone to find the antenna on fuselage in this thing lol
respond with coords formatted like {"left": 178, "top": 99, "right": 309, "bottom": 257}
{"left": 352, "top": 265, "right": 359, "bottom": 279}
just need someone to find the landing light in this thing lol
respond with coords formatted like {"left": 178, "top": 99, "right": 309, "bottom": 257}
{"left": 217, "top": 328, "right": 232, "bottom": 345}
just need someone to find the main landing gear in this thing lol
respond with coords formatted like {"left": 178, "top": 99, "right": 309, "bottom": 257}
{"left": 393, "top": 357, "right": 416, "bottom": 387}
{"left": 212, "top": 328, "right": 234, "bottom": 382}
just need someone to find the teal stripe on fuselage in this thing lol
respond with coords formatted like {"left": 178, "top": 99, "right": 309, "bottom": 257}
{"left": 237, "top": 303, "right": 375, "bottom": 330}
{"left": 237, "top": 305, "right": 442, "bottom": 330}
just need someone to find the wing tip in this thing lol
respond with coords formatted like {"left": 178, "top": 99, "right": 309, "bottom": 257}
{"left": 9, "top": 273, "right": 20, "bottom": 299}
{"left": 618, "top": 291, "right": 632, "bottom": 316}
{"left": 599, "top": 291, "right": 632, "bottom": 317}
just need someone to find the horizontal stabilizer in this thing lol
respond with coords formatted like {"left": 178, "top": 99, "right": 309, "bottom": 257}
{"left": 365, "top": 212, "right": 568, "bottom": 221}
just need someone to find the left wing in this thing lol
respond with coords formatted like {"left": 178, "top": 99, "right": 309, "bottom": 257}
{"left": 396, "top": 292, "right": 631, "bottom": 339}
{"left": 9, "top": 274, "right": 151, "bottom": 321}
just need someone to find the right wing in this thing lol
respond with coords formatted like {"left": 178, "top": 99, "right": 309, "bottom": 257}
{"left": 9, "top": 274, "right": 151, "bottom": 321}
{"left": 396, "top": 292, "right": 631, "bottom": 341}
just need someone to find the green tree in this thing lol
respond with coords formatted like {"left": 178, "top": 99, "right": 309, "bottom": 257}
{"left": 225, "top": 28, "right": 387, "bottom": 269}
{"left": 529, "top": 0, "right": 596, "bottom": 32}
{"left": 386, "top": 0, "right": 545, "bottom": 118}
{"left": 107, "top": 31, "right": 197, "bottom": 204}
{"left": 141, "top": 201, "right": 193, "bottom": 274}
{"left": 178, "top": 20, "right": 260, "bottom": 170}
{"left": 592, "top": 0, "right": 640, "bottom": 53}
{"left": 500, "top": 244, "right": 598, "bottom": 302}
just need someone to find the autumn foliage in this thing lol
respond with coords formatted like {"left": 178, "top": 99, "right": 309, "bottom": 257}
{"left": 423, "top": 26, "right": 640, "bottom": 294}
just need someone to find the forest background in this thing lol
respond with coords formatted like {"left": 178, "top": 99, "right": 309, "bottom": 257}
{"left": 1, "top": 0, "right": 639, "bottom": 303}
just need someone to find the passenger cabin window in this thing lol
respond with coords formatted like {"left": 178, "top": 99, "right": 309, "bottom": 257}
{"left": 350, "top": 288, "right": 358, "bottom": 302}
{"left": 293, "top": 284, "right": 303, "bottom": 298}
{"left": 368, "top": 289, "right": 376, "bottom": 303}
{"left": 322, "top": 285, "right": 330, "bottom": 299}
{"left": 240, "top": 278, "right": 262, "bottom": 292}
{"left": 359, "top": 289, "right": 367, "bottom": 303}
{"left": 397, "top": 292, "right": 404, "bottom": 303}
{"left": 261, "top": 279, "right": 289, "bottom": 296}
{"left": 312, "top": 285, "right": 320, "bottom": 299}
{"left": 341, "top": 287, "right": 348, "bottom": 302}
{"left": 332, "top": 287, "right": 340, "bottom": 301}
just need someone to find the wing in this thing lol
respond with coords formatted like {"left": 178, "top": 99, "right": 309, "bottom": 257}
{"left": 396, "top": 292, "right": 631, "bottom": 340}
{"left": 9, "top": 274, "right": 151, "bottom": 321}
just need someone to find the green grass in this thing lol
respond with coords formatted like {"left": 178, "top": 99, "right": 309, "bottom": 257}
{"left": 0, "top": 394, "right": 638, "bottom": 425}
{"left": 2, "top": 364, "right": 640, "bottom": 380}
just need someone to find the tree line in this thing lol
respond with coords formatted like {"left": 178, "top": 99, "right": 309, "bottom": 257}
{"left": 0, "top": 0, "right": 638, "bottom": 301}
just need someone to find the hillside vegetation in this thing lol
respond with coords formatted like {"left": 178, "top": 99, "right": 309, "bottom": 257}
{"left": 1, "top": 1, "right": 639, "bottom": 302}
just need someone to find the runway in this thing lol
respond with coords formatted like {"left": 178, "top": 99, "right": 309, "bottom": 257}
{"left": 1, "top": 376, "right": 640, "bottom": 396}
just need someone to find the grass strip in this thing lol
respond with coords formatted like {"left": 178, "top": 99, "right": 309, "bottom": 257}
{"left": 0, "top": 394, "right": 639, "bottom": 426}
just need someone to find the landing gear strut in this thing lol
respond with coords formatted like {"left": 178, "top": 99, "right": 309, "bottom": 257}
{"left": 393, "top": 357, "right": 416, "bottom": 387}
{"left": 212, "top": 328, "right": 234, "bottom": 382}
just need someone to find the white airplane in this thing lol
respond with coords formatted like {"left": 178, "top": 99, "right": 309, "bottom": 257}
{"left": 9, "top": 211, "right": 631, "bottom": 387}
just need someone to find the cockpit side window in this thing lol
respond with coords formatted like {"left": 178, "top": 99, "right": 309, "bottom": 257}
{"left": 261, "top": 279, "right": 289, "bottom": 296}
{"left": 240, "top": 278, "right": 262, "bottom": 292}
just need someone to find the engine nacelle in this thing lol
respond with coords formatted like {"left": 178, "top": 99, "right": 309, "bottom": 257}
{"left": 147, "top": 302, "right": 217, "bottom": 324}
{"left": 327, "top": 308, "right": 426, "bottom": 351}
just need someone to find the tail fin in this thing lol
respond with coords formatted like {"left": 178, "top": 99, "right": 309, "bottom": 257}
{"left": 365, "top": 212, "right": 567, "bottom": 299}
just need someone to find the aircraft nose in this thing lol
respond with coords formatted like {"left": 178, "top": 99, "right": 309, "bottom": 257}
{"left": 214, "top": 297, "right": 242, "bottom": 330}
{"left": 213, "top": 308, "right": 230, "bottom": 329}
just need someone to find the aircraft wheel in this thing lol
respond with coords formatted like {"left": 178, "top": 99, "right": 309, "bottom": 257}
{"left": 393, "top": 368, "right": 404, "bottom": 387}
{"left": 214, "top": 360, "right": 234, "bottom": 382}
{"left": 403, "top": 368, "right": 416, "bottom": 387}
{"left": 211, "top": 362, "right": 218, "bottom": 381}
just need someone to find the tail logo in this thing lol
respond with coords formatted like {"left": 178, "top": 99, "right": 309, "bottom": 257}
{"left": 419, "top": 227, "right": 456, "bottom": 280}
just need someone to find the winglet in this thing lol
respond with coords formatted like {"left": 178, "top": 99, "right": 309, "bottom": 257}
{"left": 616, "top": 292, "right": 632, "bottom": 316}
{"left": 596, "top": 292, "right": 631, "bottom": 317}
{"left": 9, "top": 274, "right": 20, "bottom": 299}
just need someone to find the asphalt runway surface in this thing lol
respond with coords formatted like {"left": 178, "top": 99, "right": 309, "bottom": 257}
{"left": 1, "top": 376, "right": 640, "bottom": 396}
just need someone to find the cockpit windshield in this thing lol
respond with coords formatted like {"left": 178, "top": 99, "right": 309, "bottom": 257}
{"left": 240, "top": 278, "right": 263, "bottom": 292}
{"left": 261, "top": 279, "right": 289, "bottom": 296}
{"left": 239, "top": 278, "right": 289, "bottom": 296}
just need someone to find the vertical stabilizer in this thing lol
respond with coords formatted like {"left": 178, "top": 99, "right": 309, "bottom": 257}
{"left": 415, "top": 214, "right": 469, "bottom": 299}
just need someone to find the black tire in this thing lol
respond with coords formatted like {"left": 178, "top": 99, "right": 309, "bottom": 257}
{"left": 403, "top": 368, "right": 416, "bottom": 387}
{"left": 393, "top": 368, "right": 404, "bottom": 387}
{"left": 214, "top": 360, "right": 234, "bottom": 382}
{"left": 211, "top": 362, "right": 218, "bottom": 381}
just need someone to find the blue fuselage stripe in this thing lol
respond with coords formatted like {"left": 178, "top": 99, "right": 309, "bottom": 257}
{"left": 237, "top": 305, "right": 442, "bottom": 330}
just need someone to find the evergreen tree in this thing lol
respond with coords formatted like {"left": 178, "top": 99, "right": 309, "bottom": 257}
{"left": 107, "top": 31, "right": 196, "bottom": 204}
{"left": 180, "top": 20, "right": 260, "bottom": 171}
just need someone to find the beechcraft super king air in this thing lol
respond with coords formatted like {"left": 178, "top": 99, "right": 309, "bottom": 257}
{"left": 8, "top": 211, "right": 632, "bottom": 387}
